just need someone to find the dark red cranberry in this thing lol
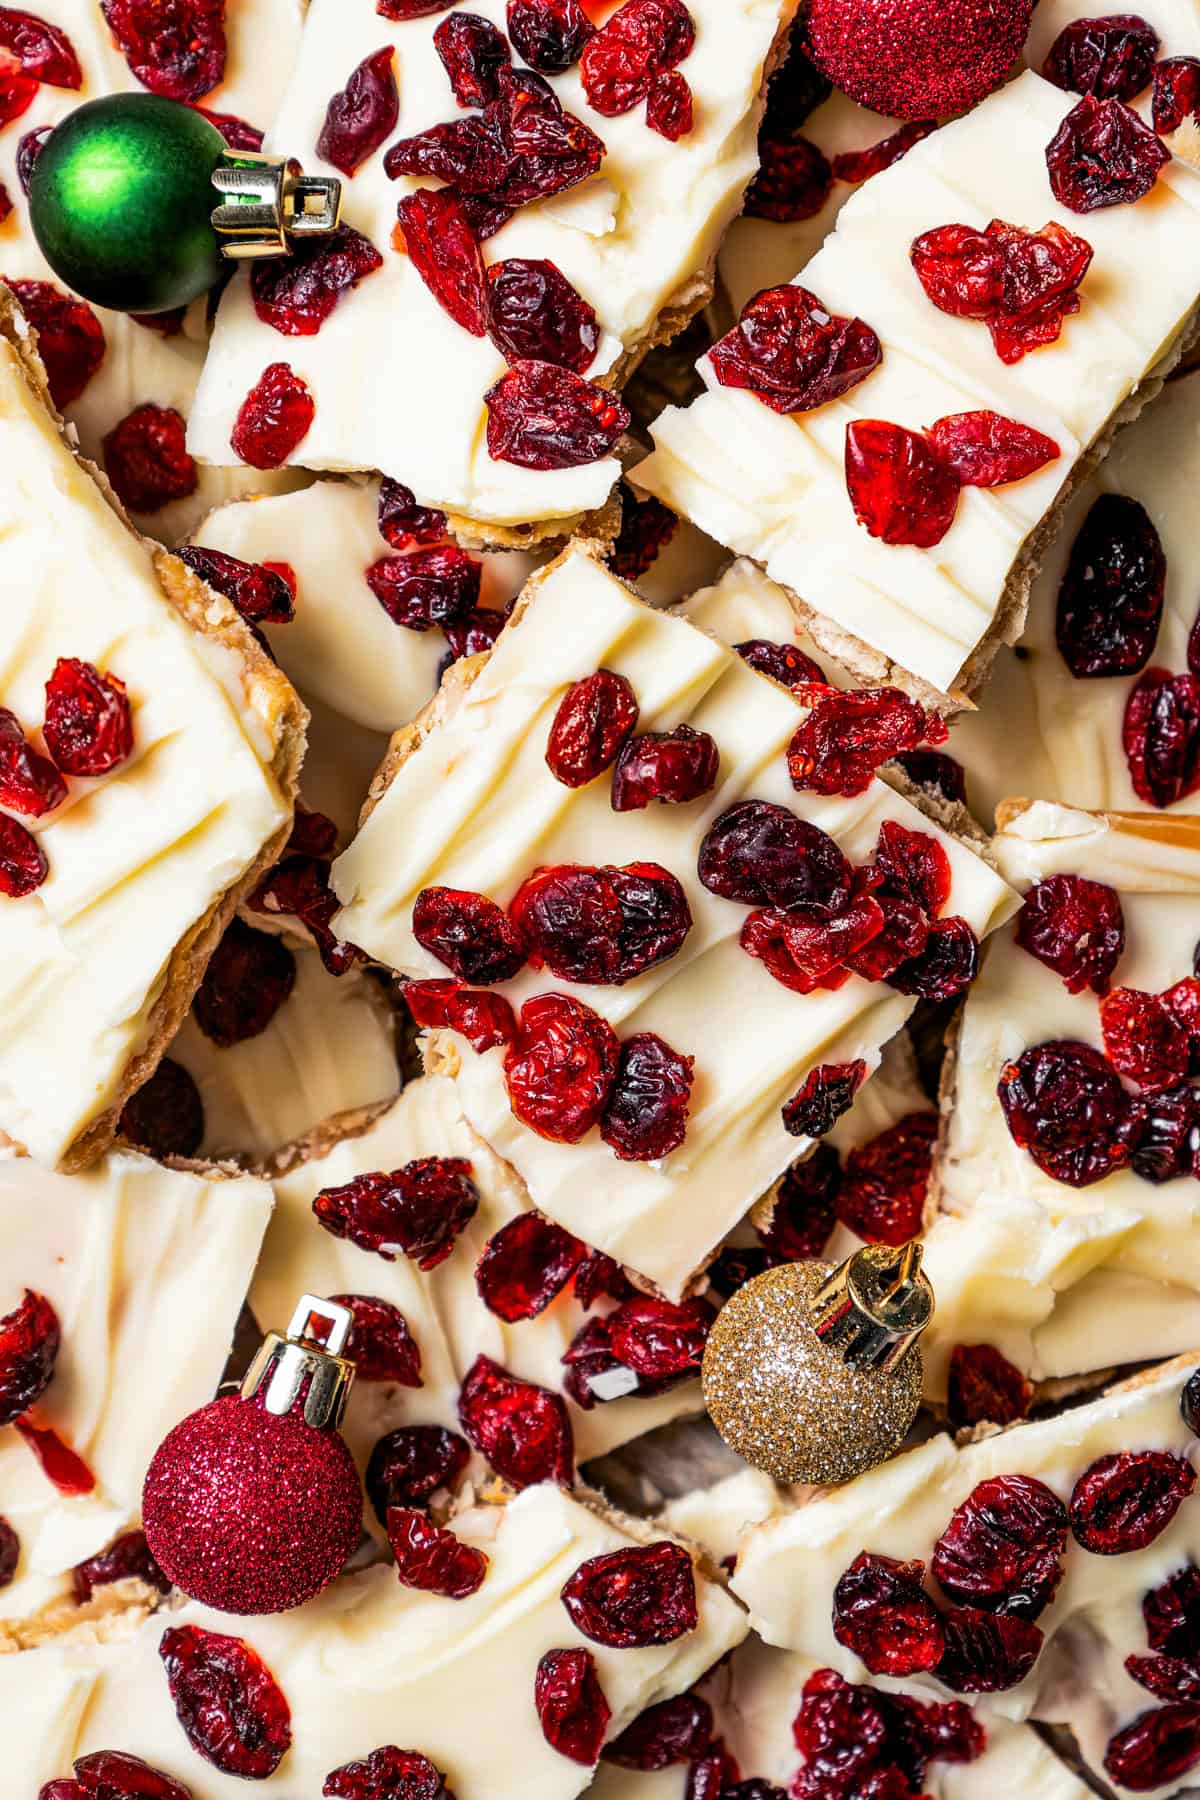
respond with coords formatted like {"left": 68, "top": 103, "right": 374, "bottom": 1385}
{"left": 1124, "top": 669, "right": 1200, "bottom": 808}
{"left": 1154, "top": 55, "right": 1200, "bottom": 133}
{"left": 230, "top": 362, "right": 314, "bottom": 468}
{"left": 404, "top": 978, "right": 517, "bottom": 1052}
{"left": 367, "top": 546, "right": 483, "bottom": 632}
{"left": 192, "top": 919, "right": 296, "bottom": 1047}
{"left": 927, "top": 411, "right": 1060, "bottom": 488}
{"left": 330, "top": 1293, "right": 422, "bottom": 1386}
{"left": 710, "top": 285, "right": 881, "bottom": 415}
{"left": 744, "top": 135, "right": 832, "bottom": 220}
{"left": 72, "top": 1530, "right": 170, "bottom": 1604}
{"left": 377, "top": 477, "right": 447, "bottom": 549}
{"left": 413, "top": 885, "right": 525, "bottom": 984}
{"left": 196, "top": 105, "right": 263, "bottom": 151}
{"left": 758, "top": 1144, "right": 841, "bottom": 1260}
{"left": 0, "top": 1515, "right": 16, "bottom": 1589}
{"left": 760, "top": 28, "right": 830, "bottom": 137}
{"left": 364, "top": 1424, "right": 470, "bottom": 1527}
{"left": 158, "top": 1625, "right": 291, "bottom": 1778}
{"left": 504, "top": 992, "right": 620, "bottom": 1142}
{"left": 740, "top": 894, "right": 885, "bottom": 996}
{"left": 894, "top": 749, "right": 968, "bottom": 806}
{"left": 535, "top": 1647, "right": 610, "bottom": 1764}
{"left": 580, "top": 0, "right": 694, "bottom": 116}
{"left": 836, "top": 1112, "right": 937, "bottom": 1246}
{"left": 735, "top": 639, "right": 826, "bottom": 689}
{"left": 791, "top": 1669, "right": 890, "bottom": 1797}
{"left": 562, "top": 1315, "right": 639, "bottom": 1409}
{"left": 317, "top": 47, "right": 398, "bottom": 175}
{"left": 485, "top": 361, "right": 629, "bottom": 469}
{"left": 1126, "top": 1655, "right": 1200, "bottom": 1702}
{"left": 1056, "top": 493, "right": 1166, "bottom": 678}
{"left": 610, "top": 487, "right": 678, "bottom": 580}
{"left": 831, "top": 119, "right": 936, "bottom": 182}
{"left": 845, "top": 420, "right": 961, "bottom": 548}
{"left": 323, "top": 1746, "right": 453, "bottom": 1799}
{"left": 314, "top": 1158, "right": 479, "bottom": 1269}
{"left": 1044, "top": 14, "right": 1159, "bottom": 101}
{"left": 0, "top": 812, "right": 47, "bottom": 897}
{"left": 0, "top": 1288, "right": 59, "bottom": 1426}
{"left": 177, "top": 545, "right": 296, "bottom": 625}
{"left": 789, "top": 688, "right": 946, "bottom": 797}
{"left": 458, "top": 1353, "right": 574, "bottom": 1487}
{"left": 100, "top": 0, "right": 223, "bottom": 100}
{"left": 611, "top": 725, "right": 719, "bottom": 811}
{"left": 833, "top": 1552, "right": 945, "bottom": 1676}
{"left": 997, "top": 1039, "right": 1142, "bottom": 1186}
{"left": 600, "top": 1032, "right": 694, "bottom": 1161}
{"left": 1015, "top": 873, "right": 1125, "bottom": 994}
{"left": 932, "top": 1474, "right": 1067, "bottom": 1620}
{"left": 1046, "top": 94, "right": 1168, "bottom": 211}
{"left": 886, "top": 915, "right": 979, "bottom": 1001}
{"left": 120, "top": 1058, "right": 204, "bottom": 1159}
{"left": 1070, "top": 1451, "right": 1196, "bottom": 1553}
{"left": 1145, "top": 1563, "right": 1200, "bottom": 1657}
{"left": 646, "top": 70, "right": 692, "bottom": 139}
{"left": 61, "top": 1753, "right": 190, "bottom": 1799}
{"left": 509, "top": 862, "right": 692, "bottom": 986}
{"left": 0, "top": 706, "right": 65, "bottom": 816}
{"left": 546, "top": 670, "right": 639, "bottom": 787}
{"left": 606, "top": 1295, "right": 713, "bottom": 1380}
{"left": 1100, "top": 986, "right": 1190, "bottom": 1096}
{"left": 384, "top": 109, "right": 515, "bottom": 194}
{"left": 573, "top": 1250, "right": 633, "bottom": 1310}
{"left": 434, "top": 11, "right": 510, "bottom": 105}
{"left": 782, "top": 1059, "right": 867, "bottom": 1138}
{"left": 935, "top": 1607, "right": 1043, "bottom": 1692}
{"left": 602, "top": 1693, "right": 713, "bottom": 1769}
{"left": 946, "top": 1344, "right": 1032, "bottom": 1429}
{"left": 910, "top": 218, "right": 1094, "bottom": 364}
{"left": 395, "top": 187, "right": 489, "bottom": 336}
{"left": 102, "top": 403, "right": 197, "bottom": 513}
{"left": 685, "top": 1744, "right": 739, "bottom": 1798}
{"left": 1104, "top": 1704, "right": 1200, "bottom": 1791}
{"left": 487, "top": 257, "right": 600, "bottom": 372}
{"left": 251, "top": 224, "right": 383, "bottom": 335}
{"left": 698, "top": 799, "right": 852, "bottom": 914}
{"left": 1133, "top": 1083, "right": 1200, "bottom": 1183}
{"left": 561, "top": 1540, "right": 697, "bottom": 1647}
{"left": 388, "top": 1506, "right": 488, "bottom": 1598}
{"left": 508, "top": 0, "right": 594, "bottom": 72}
{"left": 4, "top": 279, "right": 103, "bottom": 409}
{"left": 246, "top": 854, "right": 363, "bottom": 977}
{"left": 15, "top": 122, "right": 51, "bottom": 191}
{"left": 475, "top": 1212, "right": 586, "bottom": 1320}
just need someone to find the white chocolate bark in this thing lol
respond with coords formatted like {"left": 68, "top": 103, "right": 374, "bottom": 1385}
{"left": 330, "top": 547, "right": 1018, "bottom": 1297}
{"left": 255, "top": 1074, "right": 703, "bottom": 1477}
{"left": 924, "top": 802, "right": 1200, "bottom": 1397}
{"left": 636, "top": 69, "right": 1200, "bottom": 698}
{"left": 676, "top": 554, "right": 852, "bottom": 687}
{"left": 0, "top": 332, "right": 294, "bottom": 1165}
{"left": 0, "top": 1148, "right": 271, "bottom": 1635}
{"left": 734, "top": 1355, "right": 1200, "bottom": 1796}
{"left": 0, "top": 0, "right": 309, "bottom": 543}
{"left": 5, "top": 1483, "right": 747, "bottom": 1797}
{"left": 169, "top": 951, "right": 399, "bottom": 1164}
{"left": 189, "top": 0, "right": 793, "bottom": 530}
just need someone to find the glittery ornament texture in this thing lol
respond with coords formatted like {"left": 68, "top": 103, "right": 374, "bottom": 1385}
{"left": 804, "top": 0, "right": 1033, "bottom": 121}
{"left": 702, "top": 1260, "right": 923, "bottom": 1485}
{"left": 142, "top": 1393, "right": 363, "bottom": 1614}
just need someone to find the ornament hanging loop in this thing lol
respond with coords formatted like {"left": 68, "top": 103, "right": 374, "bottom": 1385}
{"left": 240, "top": 1293, "right": 356, "bottom": 1430}
{"left": 211, "top": 153, "right": 343, "bottom": 261}
{"left": 810, "top": 1240, "right": 933, "bottom": 1374}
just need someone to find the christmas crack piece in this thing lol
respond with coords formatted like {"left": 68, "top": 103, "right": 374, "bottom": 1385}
{"left": 0, "top": 1147, "right": 271, "bottom": 1648}
{"left": 733, "top": 1352, "right": 1200, "bottom": 1799}
{"left": 188, "top": 0, "right": 796, "bottom": 545}
{"left": 8, "top": 1482, "right": 746, "bottom": 1794}
{"left": 922, "top": 801, "right": 1200, "bottom": 1405}
{"left": 330, "top": 543, "right": 1017, "bottom": 1298}
{"left": 0, "top": 288, "right": 304, "bottom": 1168}
{"left": 635, "top": 68, "right": 1200, "bottom": 704}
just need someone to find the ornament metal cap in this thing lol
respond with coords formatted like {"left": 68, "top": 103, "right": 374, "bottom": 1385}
{"left": 809, "top": 1240, "right": 934, "bottom": 1373}
{"left": 240, "top": 1293, "right": 356, "bottom": 1431}
{"left": 211, "top": 152, "right": 343, "bottom": 260}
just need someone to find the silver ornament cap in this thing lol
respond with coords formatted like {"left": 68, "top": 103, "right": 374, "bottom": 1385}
{"left": 240, "top": 1293, "right": 356, "bottom": 1430}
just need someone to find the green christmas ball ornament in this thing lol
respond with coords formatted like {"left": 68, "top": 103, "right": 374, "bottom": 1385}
{"left": 29, "top": 94, "right": 227, "bottom": 314}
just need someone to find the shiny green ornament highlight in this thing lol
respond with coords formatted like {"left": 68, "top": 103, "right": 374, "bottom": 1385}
{"left": 29, "top": 93, "right": 226, "bottom": 315}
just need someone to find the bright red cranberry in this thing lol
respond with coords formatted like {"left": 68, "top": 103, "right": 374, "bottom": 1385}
{"left": 42, "top": 657, "right": 131, "bottom": 776}
{"left": 998, "top": 1038, "right": 1142, "bottom": 1186}
{"left": 758, "top": 1144, "right": 841, "bottom": 1260}
{"left": 192, "top": 919, "right": 296, "bottom": 1047}
{"left": 610, "top": 487, "right": 678, "bottom": 580}
{"left": 330, "top": 1293, "right": 422, "bottom": 1387}
{"left": 710, "top": 285, "right": 881, "bottom": 415}
{"left": 562, "top": 1540, "right": 697, "bottom": 1647}
{"left": 100, "top": 0, "right": 223, "bottom": 99}
{"left": 606, "top": 1294, "right": 713, "bottom": 1380}
{"left": 510, "top": 862, "right": 692, "bottom": 986}
{"left": 413, "top": 886, "right": 525, "bottom": 985}
{"left": 875, "top": 819, "right": 951, "bottom": 917}
{"left": 1125, "top": 669, "right": 1200, "bottom": 808}
{"left": 314, "top": 1159, "right": 479, "bottom": 1269}
{"left": 744, "top": 136, "right": 832, "bottom": 221}
{"left": 845, "top": 420, "right": 961, "bottom": 548}
{"left": 485, "top": 360, "right": 629, "bottom": 469}
{"left": 120, "top": 1058, "right": 204, "bottom": 1159}
{"left": 603, "top": 1693, "right": 713, "bottom": 1769}
{"left": 535, "top": 1647, "right": 610, "bottom": 1764}
{"left": 836, "top": 1112, "right": 937, "bottom": 1246}
{"left": 842, "top": 889, "right": 932, "bottom": 987}
{"left": 504, "top": 992, "right": 620, "bottom": 1142}
{"left": 197, "top": 105, "right": 263, "bottom": 150}
{"left": 1044, "top": 13, "right": 1158, "bottom": 99}
{"left": 0, "top": 1514, "right": 16, "bottom": 1589}
{"left": 71, "top": 1529, "right": 169, "bottom": 1605}
{"left": 1070, "top": 1451, "right": 1196, "bottom": 1553}
{"left": 910, "top": 218, "right": 1094, "bottom": 364}
{"left": 886, "top": 915, "right": 979, "bottom": 1000}
{"left": 434, "top": 10, "right": 509, "bottom": 105}
{"left": 580, "top": 0, "right": 694, "bottom": 115}
{"left": 946, "top": 1344, "right": 1032, "bottom": 1430}
{"left": 388, "top": 1506, "right": 488, "bottom": 1598}
{"left": 158, "top": 1625, "right": 291, "bottom": 1778}
{"left": 1057, "top": 493, "right": 1166, "bottom": 678}
{"left": 0, "top": 707, "right": 64, "bottom": 816}
{"left": 832, "top": 119, "right": 936, "bottom": 182}
{"left": 247, "top": 853, "right": 363, "bottom": 977}
{"left": 1145, "top": 1563, "right": 1200, "bottom": 1657}
{"left": 932, "top": 1474, "right": 1067, "bottom": 1620}
{"left": 508, "top": 0, "right": 594, "bottom": 72}
{"left": 611, "top": 725, "right": 719, "bottom": 811}
{"left": 782, "top": 1059, "right": 867, "bottom": 1138}
{"left": 0, "top": 53, "right": 36, "bottom": 130}
{"left": 317, "top": 47, "right": 398, "bottom": 175}
{"left": 1015, "top": 873, "right": 1125, "bottom": 994}
{"left": 178, "top": 546, "right": 296, "bottom": 625}
{"left": 404, "top": 978, "right": 517, "bottom": 1052}
{"left": 0, "top": 812, "right": 47, "bottom": 897}
{"left": 935, "top": 1607, "right": 1043, "bottom": 1692}
{"left": 395, "top": 187, "right": 489, "bottom": 338}
{"left": 60, "top": 1753, "right": 189, "bottom": 1800}
{"left": 698, "top": 799, "right": 853, "bottom": 913}
{"left": 5, "top": 279, "right": 103, "bottom": 410}
{"left": 1100, "top": 986, "right": 1190, "bottom": 1096}
{"left": 927, "top": 411, "right": 1060, "bottom": 488}
{"left": 251, "top": 224, "right": 383, "bottom": 335}
{"left": 378, "top": 477, "right": 447, "bottom": 550}
{"left": 384, "top": 109, "right": 515, "bottom": 195}
{"left": 646, "top": 69, "right": 692, "bottom": 139}
{"left": 1154, "top": 55, "right": 1200, "bottom": 132}
{"left": 740, "top": 894, "right": 884, "bottom": 996}
{"left": 102, "top": 404, "right": 197, "bottom": 513}
{"left": 735, "top": 639, "right": 826, "bottom": 688}
{"left": 0, "top": 1288, "right": 59, "bottom": 1426}
{"left": 546, "top": 670, "right": 639, "bottom": 787}
{"left": 476, "top": 1212, "right": 586, "bottom": 1320}
{"left": 458, "top": 1353, "right": 574, "bottom": 1487}
{"left": 832, "top": 1552, "right": 945, "bottom": 1676}
{"left": 1126, "top": 1655, "right": 1200, "bottom": 1702}
{"left": 0, "top": 8, "right": 80, "bottom": 86}
{"left": 487, "top": 258, "right": 599, "bottom": 372}
{"left": 231, "top": 363, "right": 314, "bottom": 469}
{"left": 323, "top": 1746, "right": 453, "bottom": 1800}
{"left": 367, "top": 545, "right": 483, "bottom": 633}
{"left": 1047, "top": 94, "right": 1168, "bottom": 211}
{"left": 789, "top": 688, "right": 945, "bottom": 798}
{"left": 15, "top": 1418, "right": 93, "bottom": 1493}
{"left": 365, "top": 1425, "right": 470, "bottom": 1527}
{"left": 1105, "top": 1705, "right": 1200, "bottom": 1791}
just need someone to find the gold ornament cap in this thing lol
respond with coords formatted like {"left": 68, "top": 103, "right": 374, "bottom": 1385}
{"left": 240, "top": 1294, "right": 356, "bottom": 1431}
{"left": 810, "top": 1240, "right": 934, "bottom": 1372}
{"left": 211, "top": 152, "right": 343, "bottom": 260}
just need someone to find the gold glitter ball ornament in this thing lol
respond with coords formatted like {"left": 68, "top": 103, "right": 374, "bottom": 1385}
{"left": 702, "top": 1242, "right": 933, "bottom": 1486}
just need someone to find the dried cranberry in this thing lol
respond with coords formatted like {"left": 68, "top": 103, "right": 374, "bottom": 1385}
{"left": 831, "top": 120, "right": 936, "bottom": 183}
{"left": 935, "top": 1607, "right": 1043, "bottom": 1692}
{"left": 178, "top": 545, "right": 295, "bottom": 626}
{"left": 1126, "top": 1655, "right": 1200, "bottom": 1702}
{"left": 42, "top": 658, "right": 131, "bottom": 777}
{"left": 315, "top": 1160, "right": 477, "bottom": 1270}
{"left": 317, "top": 47, "right": 398, "bottom": 176}
{"left": 412, "top": 885, "right": 525, "bottom": 985}
{"left": 927, "top": 411, "right": 1060, "bottom": 488}
{"left": 947, "top": 1344, "right": 1032, "bottom": 1429}
{"left": 606, "top": 1294, "right": 713, "bottom": 1379}
{"left": 247, "top": 853, "right": 363, "bottom": 977}
{"left": 476, "top": 1212, "right": 585, "bottom": 1320}
{"left": 102, "top": 403, "right": 197, "bottom": 513}
{"left": 158, "top": 1625, "right": 291, "bottom": 1778}
{"left": 561, "top": 1539, "right": 696, "bottom": 1647}
{"left": 0, "top": 8, "right": 80, "bottom": 86}
{"left": 120, "top": 1058, "right": 204, "bottom": 1159}
{"left": 0, "top": 1514, "right": 15, "bottom": 1589}
{"left": 100, "top": 0, "right": 223, "bottom": 99}
{"left": 1100, "top": 986, "right": 1190, "bottom": 1096}
{"left": 789, "top": 688, "right": 944, "bottom": 798}
{"left": 323, "top": 1747, "right": 453, "bottom": 1800}
{"left": 5, "top": 279, "right": 103, "bottom": 411}
{"left": 458, "top": 1353, "right": 574, "bottom": 1487}
{"left": 0, "top": 812, "right": 47, "bottom": 897}
{"left": 1145, "top": 1563, "right": 1200, "bottom": 1657}
{"left": 836, "top": 1112, "right": 936, "bottom": 1246}
{"left": 251, "top": 224, "right": 383, "bottom": 336}
{"left": 832, "top": 1552, "right": 945, "bottom": 1676}
{"left": 0, "top": 52, "right": 35, "bottom": 129}
{"left": 603, "top": 1693, "right": 713, "bottom": 1769}
{"left": 645, "top": 69, "right": 692, "bottom": 139}
{"left": 562, "top": 1314, "right": 639, "bottom": 1408}
{"left": 887, "top": 916, "right": 979, "bottom": 1001}
{"left": 503, "top": 991, "right": 620, "bottom": 1141}
{"left": 387, "top": 1507, "right": 488, "bottom": 1598}
{"left": 15, "top": 122, "right": 50, "bottom": 191}
{"left": 580, "top": 0, "right": 694, "bottom": 116}
{"left": 698, "top": 799, "right": 852, "bottom": 913}
{"left": 610, "top": 487, "right": 678, "bottom": 580}
{"left": 508, "top": 0, "right": 594, "bottom": 72}
{"left": 385, "top": 110, "right": 513, "bottom": 193}
{"left": 611, "top": 725, "right": 718, "bottom": 812}
{"left": 1154, "top": 55, "right": 1200, "bottom": 133}
{"left": 741, "top": 894, "right": 885, "bottom": 996}
{"left": 0, "top": 707, "right": 64, "bottom": 817}
{"left": 367, "top": 546, "right": 483, "bottom": 633}
{"left": 845, "top": 420, "right": 961, "bottom": 549}
{"left": 1124, "top": 669, "right": 1200, "bottom": 808}
{"left": 435, "top": 11, "right": 509, "bottom": 106}
{"left": 933, "top": 1474, "right": 1067, "bottom": 1620}
{"left": 874, "top": 819, "right": 951, "bottom": 917}
{"left": 735, "top": 639, "right": 825, "bottom": 689}
{"left": 759, "top": 1145, "right": 841, "bottom": 1259}
{"left": 365, "top": 1425, "right": 470, "bottom": 1527}
{"left": 497, "top": 60, "right": 608, "bottom": 202}
{"left": 999, "top": 1039, "right": 1142, "bottom": 1186}
{"left": 1044, "top": 14, "right": 1159, "bottom": 101}
{"left": 487, "top": 257, "right": 599, "bottom": 372}
{"left": 0, "top": 1288, "right": 59, "bottom": 1426}
{"left": 399, "top": 190, "right": 491, "bottom": 341}
{"left": 894, "top": 749, "right": 967, "bottom": 806}
{"left": 1056, "top": 493, "right": 1166, "bottom": 679}
{"left": 910, "top": 218, "right": 1094, "bottom": 364}
{"left": 1047, "top": 94, "right": 1168, "bottom": 211}
{"left": 510, "top": 862, "right": 691, "bottom": 985}
{"left": 230, "top": 363, "right": 315, "bottom": 469}
{"left": 1015, "top": 873, "right": 1125, "bottom": 995}
{"left": 782, "top": 1059, "right": 867, "bottom": 1138}
{"left": 545, "top": 669, "right": 639, "bottom": 787}
{"left": 485, "top": 360, "right": 628, "bottom": 469}
{"left": 64, "top": 1753, "right": 190, "bottom": 1800}
{"left": 710, "top": 285, "right": 881, "bottom": 416}
{"left": 192, "top": 919, "right": 296, "bottom": 1048}
{"left": 378, "top": 477, "right": 447, "bottom": 549}
{"left": 839, "top": 892, "right": 927, "bottom": 986}
{"left": 329, "top": 1293, "right": 422, "bottom": 1388}
{"left": 686, "top": 1745, "right": 739, "bottom": 1798}
{"left": 744, "top": 136, "right": 832, "bottom": 221}
{"left": 196, "top": 106, "right": 263, "bottom": 151}
{"left": 1070, "top": 1451, "right": 1196, "bottom": 1553}
{"left": 535, "top": 1647, "right": 610, "bottom": 1764}
{"left": 1105, "top": 1705, "right": 1200, "bottom": 1791}
{"left": 15, "top": 1418, "right": 92, "bottom": 1494}
{"left": 404, "top": 978, "right": 517, "bottom": 1051}
{"left": 72, "top": 1530, "right": 169, "bottom": 1605}
{"left": 378, "top": 0, "right": 455, "bottom": 13}
{"left": 1133, "top": 1083, "right": 1200, "bottom": 1183}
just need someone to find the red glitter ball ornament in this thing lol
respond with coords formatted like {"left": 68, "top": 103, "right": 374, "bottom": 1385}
{"left": 804, "top": 0, "right": 1033, "bottom": 121}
